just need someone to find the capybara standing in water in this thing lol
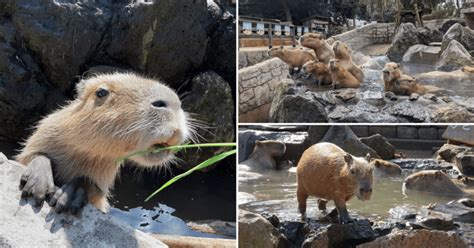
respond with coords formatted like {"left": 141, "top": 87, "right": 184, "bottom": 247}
{"left": 328, "top": 59, "right": 361, "bottom": 89}
{"left": 403, "top": 170, "right": 467, "bottom": 196}
{"left": 382, "top": 62, "right": 439, "bottom": 95}
{"left": 332, "top": 41, "right": 364, "bottom": 84}
{"left": 296, "top": 142, "right": 373, "bottom": 224}
{"left": 268, "top": 47, "right": 316, "bottom": 75}
{"left": 302, "top": 60, "right": 332, "bottom": 86}
{"left": 299, "top": 33, "right": 335, "bottom": 63}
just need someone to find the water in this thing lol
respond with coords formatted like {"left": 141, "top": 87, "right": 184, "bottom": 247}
{"left": 239, "top": 167, "right": 459, "bottom": 222}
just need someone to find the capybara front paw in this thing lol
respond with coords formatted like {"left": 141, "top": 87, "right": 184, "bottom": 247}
{"left": 19, "top": 156, "right": 55, "bottom": 208}
{"left": 49, "top": 178, "right": 87, "bottom": 215}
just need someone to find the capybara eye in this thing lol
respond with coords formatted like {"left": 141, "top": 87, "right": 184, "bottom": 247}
{"left": 96, "top": 88, "right": 109, "bottom": 98}
{"left": 152, "top": 100, "right": 168, "bottom": 108}
{"left": 350, "top": 168, "right": 356, "bottom": 175}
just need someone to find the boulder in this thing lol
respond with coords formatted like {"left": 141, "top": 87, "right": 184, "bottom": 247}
{"left": 358, "top": 229, "right": 468, "bottom": 248}
{"left": 402, "top": 45, "right": 441, "bottom": 65}
{"left": 436, "top": 39, "right": 474, "bottom": 71}
{"left": 435, "top": 144, "right": 472, "bottom": 162}
{"left": 360, "top": 134, "right": 396, "bottom": 160}
{"left": 454, "top": 151, "right": 474, "bottom": 176}
{"left": 361, "top": 56, "right": 390, "bottom": 70}
{"left": 441, "top": 23, "right": 474, "bottom": 53}
{"left": 390, "top": 158, "right": 453, "bottom": 170}
{"left": 321, "top": 126, "right": 380, "bottom": 159}
{"left": 238, "top": 210, "right": 285, "bottom": 248}
{"left": 0, "top": 153, "right": 167, "bottom": 247}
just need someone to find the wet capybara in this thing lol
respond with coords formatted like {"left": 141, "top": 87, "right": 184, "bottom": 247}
{"left": 296, "top": 142, "right": 373, "bottom": 224}
{"left": 332, "top": 41, "right": 364, "bottom": 84}
{"left": 240, "top": 140, "right": 286, "bottom": 171}
{"left": 370, "top": 159, "right": 402, "bottom": 176}
{"left": 328, "top": 59, "right": 361, "bottom": 89}
{"left": 382, "top": 62, "right": 439, "bottom": 95}
{"left": 403, "top": 170, "right": 467, "bottom": 196}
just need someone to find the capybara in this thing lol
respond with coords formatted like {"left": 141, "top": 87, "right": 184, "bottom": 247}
{"left": 302, "top": 60, "right": 332, "bottom": 86}
{"left": 17, "top": 73, "right": 192, "bottom": 213}
{"left": 403, "top": 170, "right": 467, "bottom": 196}
{"left": 240, "top": 140, "right": 286, "bottom": 170}
{"left": 268, "top": 47, "right": 316, "bottom": 74}
{"left": 299, "top": 33, "right": 335, "bottom": 63}
{"left": 332, "top": 41, "right": 364, "bottom": 83}
{"left": 370, "top": 159, "right": 402, "bottom": 176}
{"left": 382, "top": 62, "right": 439, "bottom": 95}
{"left": 328, "top": 59, "right": 361, "bottom": 89}
{"left": 462, "top": 66, "right": 474, "bottom": 73}
{"left": 296, "top": 142, "right": 373, "bottom": 224}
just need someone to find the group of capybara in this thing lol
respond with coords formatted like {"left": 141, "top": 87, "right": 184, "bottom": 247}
{"left": 267, "top": 32, "right": 458, "bottom": 96}
{"left": 245, "top": 139, "right": 472, "bottom": 224}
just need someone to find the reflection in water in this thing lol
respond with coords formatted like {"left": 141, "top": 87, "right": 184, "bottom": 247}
{"left": 239, "top": 168, "right": 459, "bottom": 221}
{"left": 110, "top": 204, "right": 228, "bottom": 238}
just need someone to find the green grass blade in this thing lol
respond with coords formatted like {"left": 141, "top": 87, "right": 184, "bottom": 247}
{"left": 144, "top": 149, "right": 236, "bottom": 202}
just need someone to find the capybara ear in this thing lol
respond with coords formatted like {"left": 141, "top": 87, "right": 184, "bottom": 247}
{"left": 365, "top": 153, "right": 371, "bottom": 162}
{"left": 344, "top": 153, "right": 353, "bottom": 166}
{"left": 373, "top": 160, "right": 380, "bottom": 167}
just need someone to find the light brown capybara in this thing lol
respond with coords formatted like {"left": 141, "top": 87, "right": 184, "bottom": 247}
{"left": 382, "top": 62, "right": 439, "bottom": 95}
{"left": 240, "top": 140, "right": 286, "bottom": 170}
{"left": 370, "top": 158, "right": 402, "bottom": 176}
{"left": 296, "top": 142, "right": 373, "bottom": 224}
{"left": 328, "top": 59, "right": 361, "bottom": 89}
{"left": 403, "top": 170, "right": 467, "bottom": 196}
{"left": 268, "top": 47, "right": 316, "bottom": 74}
{"left": 332, "top": 41, "right": 364, "bottom": 84}
{"left": 17, "top": 73, "right": 191, "bottom": 213}
{"left": 299, "top": 33, "right": 335, "bottom": 64}
{"left": 462, "top": 66, "right": 474, "bottom": 73}
{"left": 302, "top": 60, "right": 332, "bottom": 86}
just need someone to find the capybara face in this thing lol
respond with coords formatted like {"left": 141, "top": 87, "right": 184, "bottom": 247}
{"left": 346, "top": 153, "right": 374, "bottom": 201}
{"left": 382, "top": 62, "right": 401, "bottom": 82}
{"left": 75, "top": 73, "right": 190, "bottom": 167}
{"left": 299, "top": 33, "right": 324, "bottom": 48}
{"left": 302, "top": 60, "right": 318, "bottom": 74}
{"left": 332, "top": 41, "right": 351, "bottom": 58}
{"left": 370, "top": 158, "right": 402, "bottom": 176}
{"left": 256, "top": 140, "right": 286, "bottom": 157}
{"left": 268, "top": 47, "right": 283, "bottom": 57}
{"left": 328, "top": 59, "right": 340, "bottom": 70}
{"left": 403, "top": 170, "right": 449, "bottom": 192}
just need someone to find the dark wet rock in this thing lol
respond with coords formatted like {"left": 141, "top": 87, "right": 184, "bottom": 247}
{"left": 358, "top": 229, "right": 468, "bottom": 248}
{"left": 387, "top": 23, "right": 443, "bottom": 62}
{"left": 360, "top": 134, "right": 396, "bottom": 160}
{"left": 441, "top": 23, "right": 474, "bottom": 53}
{"left": 307, "top": 126, "right": 331, "bottom": 145}
{"left": 262, "top": 212, "right": 280, "bottom": 228}
{"left": 436, "top": 144, "right": 472, "bottom": 163}
{"left": 454, "top": 151, "right": 474, "bottom": 176}
{"left": 0, "top": 153, "right": 167, "bottom": 247}
{"left": 390, "top": 158, "right": 453, "bottom": 170}
{"left": 180, "top": 71, "right": 235, "bottom": 169}
{"left": 416, "top": 210, "right": 456, "bottom": 231}
{"left": 458, "top": 198, "right": 474, "bottom": 208}
{"left": 238, "top": 210, "right": 287, "bottom": 248}
{"left": 321, "top": 126, "right": 380, "bottom": 158}
{"left": 430, "top": 201, "right": 474, "bottom": 224}
{"left": 280, "top": 221, "right": 310, "bottom": 247}
{"left": 385, "top": 92, "right": 398, "bottom": 101}
{"left": 383, "top": 101, "right": 434, "bottom": 122}
{"left": 436, "top": 40, "right": 474, "bottom": 71}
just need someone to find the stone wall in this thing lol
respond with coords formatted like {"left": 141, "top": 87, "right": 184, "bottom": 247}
{"left": 351, "top": 125, "right": 447, "bottom": 140}
{"left": 239, "top": 49, "right": 272, "bottom": 69}
{"left": 331, "top": 22, "right": 396, "bottom": 51}
{"left": 239, "top": 58, "right": 289, "bottom": 116}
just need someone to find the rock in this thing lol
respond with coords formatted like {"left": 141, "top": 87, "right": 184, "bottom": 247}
{"left": 417, "top": 69, "right": 474, "bottom": 88}
{"left": 387, "top": 23, "right": 443, "bottom": 62}
{"left": 360, "top": 134, "right": 396, "bottom": 160}
{"left": 0, "top": 153, "right": 167, "bottom": 247}
{"left": 181, "top": 71, "right": 235, "bottom": 169}
{"left": 358, "top": 229, "right": 468, "bottom": 248}
{"left": 409, "top": 93, "right": 420, "bottom": 101}
{"left": 416, "top": 212, "right": 455, "bottom": 231}
{"left": 454, "top": 151, "right": 474, "bottom": 176}
{"left": 321, "top": 126, "right": 380, "bottom": 158}
{"left": 361, "top": 56, "right": 390, "bottom": 70}
{"left": 390, "top": 158, "right": 453, "bottom": 170}
{"left": 262, "top": 213, "right": 280, "bottom": 228}
{"left": 458, "top": 198, "right": 474, "bottom": 208}
{"left": 402, "top": 45, "right": 441, "bottom": 65}
{"left": 430, "top": 201, "right": 474, "bottom": 224}
{"left": 238, "top": 210, "right": 286, "bottom": 248}
{"left": 302, "top": 219, "right": 377, "bottom": 248}
{"left": 436, "top": 40, "right": 474, "bottom": 71}
{"left": 383, "top": 101, "right": 434, "bottom": 122}
{"left": 441, "top": 23, "right": 474, "bottom": 53}
{"left": 307, "top": 126, "right": 331, "bottom": 145}
{"left": 436, "top": 144, "right": 472, "bottom": 162}
{"left": 352, "top": 51, "right": 370, "bottom": 66}
{"left": 389, "top": 206, "right": 417, "bottom": 221}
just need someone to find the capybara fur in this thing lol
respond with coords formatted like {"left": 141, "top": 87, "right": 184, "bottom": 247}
{"left": 268, "top": 47, "right": 316, "bottom": 74}
{"left": 462, "top": 66, "right": 474, "bottom": 73}
{"left": 299, "top": 33, "right": 335, "bottom": 64}
{"left": 302, "top": 60, "right": 332, "bottom": 85}
{"left": 403, "top": 170, "right": 467, "bottom": 196}
{"left": 328, "top": 59, "right": 361, "bottom": 89}
{"left": 332, "top": 41, "right": 364, "bottom": 83}
{"left": 382, "top": 62, "right": 439, "bottom": 95}
{"left": 296, "top": 142, "right": 373, "bottom": 223}
{"left": 240, "top": 140, "right": 286, "bottom": 170}
{"left": 17, "top": 73, "right": 192, "bottom": 213}
{"left": 370, "top": 159, "right": 402, "bottom": 176}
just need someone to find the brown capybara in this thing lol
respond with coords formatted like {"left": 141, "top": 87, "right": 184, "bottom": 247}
{"left": 17, "top": 73, "right": 192, "bottom": 213}
{"left": 332, "top": 41, "right": 364, "bottom": 83}
{"left": 403, "top": 170, "right": 467, "bottom": 196}
{"left": 382, "top": 62, "right": 439, "bottom": 95}
{"left": 328, "top": 59, "right": 361, "bottom": 89}
{"left": 296, "top": 142, "right": 374, "bottom": 224}
{"left": 299, "top": 33, "right": 335, "bottom": 64}
{"left": 302, "top": 60, "right": 332, "bottom": 86}
{"left": 268, "top": 47, "right": 316, "bottom": 74}
{"left": 370, "top": 159, "right": 402, "bottom": 176}
{"left": 462, "top": 66, "right": 474, "bottom": 73}
{"left": 240, "top": 140, "right": 286, "bottom": 171}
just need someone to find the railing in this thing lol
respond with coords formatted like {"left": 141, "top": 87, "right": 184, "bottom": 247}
{"left": 366, "top": 25, "right": 395, "bottom": 44}
{"left": 238, "top": 16, "right": 317, "bottom": 48}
